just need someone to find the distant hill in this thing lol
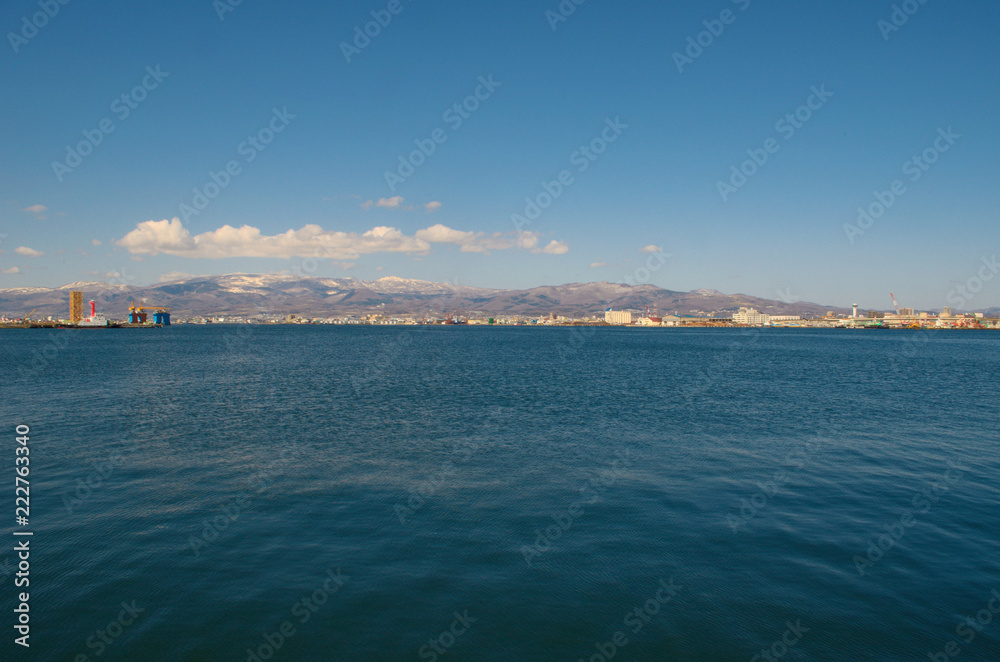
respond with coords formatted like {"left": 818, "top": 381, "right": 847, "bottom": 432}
{"left": 0, "top": 274, "right": 853, "bottom": 319}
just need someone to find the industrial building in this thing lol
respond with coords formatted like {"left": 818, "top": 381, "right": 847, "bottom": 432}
{"left": 604, "top": 309, "right": 632, "bottom": 325}
{"left": 732, "top": 307, "right": 771, "bottom": 326}
{"left": 768, "top": 315, "right": 803, "bottom": 326}
{"left": 128, "top": 301, "right": 171, "bottom": 325}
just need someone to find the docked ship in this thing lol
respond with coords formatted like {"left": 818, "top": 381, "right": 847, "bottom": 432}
{"left": 76, "top": 300, "right": 118, "bottom": 328}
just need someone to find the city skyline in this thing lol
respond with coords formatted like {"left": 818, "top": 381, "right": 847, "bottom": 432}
{"left": 2, "top": 0, "right": 999, "bottom": 310}
{"left": 4, "top": 273, "right": 997, "bottom": 322}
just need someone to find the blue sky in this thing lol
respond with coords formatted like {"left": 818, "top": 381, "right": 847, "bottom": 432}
{"left": 1, "top": 0, "right": 998, "bottom": 310}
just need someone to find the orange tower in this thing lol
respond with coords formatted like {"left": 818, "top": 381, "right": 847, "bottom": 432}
{"left": 69, "top": 291, "right": 83, "bottom": 324}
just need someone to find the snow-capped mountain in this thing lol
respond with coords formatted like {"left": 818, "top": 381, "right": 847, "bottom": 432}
{"left": 0, "top": 274, "right": 851, "bottom": 318}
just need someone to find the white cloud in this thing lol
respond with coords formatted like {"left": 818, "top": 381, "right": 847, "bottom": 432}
{"left": 21, "top": 204, "right": 47, "bottom": 219}
{"left": 2, "top": 267, "right": 20, "bottom": 274}
{"left": 639, "top": 244, "right": 663, "bottom": 254}
{"left": 117, "top": 219, "right": 193, "bottom": 254}
{"left": 361, "top": 196, "right": 405, "bottom": 210}
{"left": 415, "top": 224, "right": 476, "bottom": 245}
{"left": 536, "top": 240, "right": 569, "bottom": 255}
{"left": 92, "top": 239, "right": 102, "bottom": 246}
{"left": 515, "top": 232, "right": 538, "bottom": 250}
{"left": 116, "top": 218, "right": 568, "bottom": 261}
{"left": 15, "top": 246, "right": 45, "bottom": 257}
{"left": 159, "top": 271, "right": 197, "bottom": 282}
{"left": 117, "top": 218, "right": 430, "bottom": 260}
{"left": 415, "top": 224, "right": 539, "bottom": 254}
{"left": 361, "top": 197, "right": 442, "bottom": 213}
{"left": 590, "top": 261, "right": 608, "bottom": 268}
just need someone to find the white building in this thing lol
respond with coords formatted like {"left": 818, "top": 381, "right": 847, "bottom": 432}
{"left": 605, "top": 309, "right": 632, "bottom": 325}
{"left": 732, "top": 307, "right": 770, "bottom": 326}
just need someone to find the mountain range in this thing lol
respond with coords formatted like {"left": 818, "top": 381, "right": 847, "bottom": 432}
{"left": 0, "top": 274, "right": 868, "bottom": 319}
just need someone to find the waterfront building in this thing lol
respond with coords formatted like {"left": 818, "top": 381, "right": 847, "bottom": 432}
{"left": 604, "top": 309, "right": 632, "bottom": 325}
{"left": 732, "top": 307, "right": 770, "bottom": 326}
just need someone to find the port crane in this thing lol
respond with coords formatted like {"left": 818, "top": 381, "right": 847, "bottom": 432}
{"left": 128, "top": 301, "right": 173, "bottom": 325}
{"left": 889, "top": 292, "right": 902, "bottom": 317}
{"left": 129, "top": 300, "right": 172, "bottom": 313}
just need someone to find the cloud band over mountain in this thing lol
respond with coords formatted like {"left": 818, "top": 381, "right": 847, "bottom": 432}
{"left": 116, "top": 218, "right": 567, "bottom": 260}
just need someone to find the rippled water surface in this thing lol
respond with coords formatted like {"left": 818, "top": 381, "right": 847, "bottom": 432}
{"left": 2, "top": 326, "right": 999, "bottom": 661}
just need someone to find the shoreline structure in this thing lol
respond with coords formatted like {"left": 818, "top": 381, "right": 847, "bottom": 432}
{"left": 2, "top": 291, "right": 996, "bottom": 330}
